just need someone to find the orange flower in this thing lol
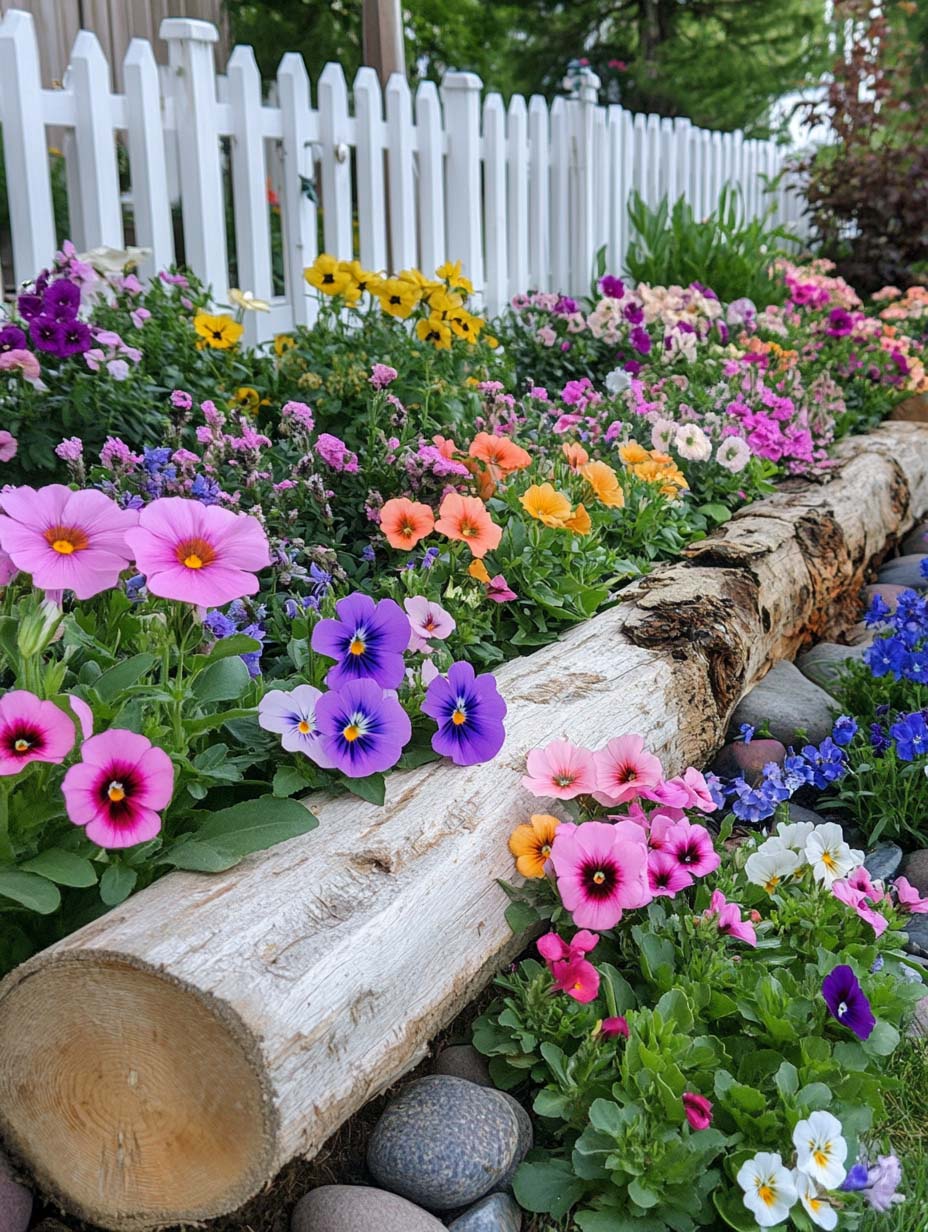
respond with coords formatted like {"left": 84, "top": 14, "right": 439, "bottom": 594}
{"left": 432, "top": 434, "right": 459, "bottom": 459}
{"left": 581, "top": 460, "right": 625, "bottom": 509}
{"left": 468, "top": 558, "right": 491, "bottom": 583}
{"left": 520, "top": 483, "right": 573, "bottom": 528}
{"left": 469, "top": 432, "right": 531, "bottom": 475}
{"left": 562, "top": 441, "right": 589, "bottom": 470}
{"left": 464, "top": 457, "right": 498, "bottom": 501}
{"left": 618, "top": 441, "right": 649, "bottom": 466}
{"left": 563, "top": 503, "right": 592, "bottom": 534}
{"left": 435, "top": 492, "right": 502, "bottom": 558}
{"left": 379, "top": 497, "right": 435, "bottom": 550}
{"left": 508, "top": 814, "right": 561, "bottom": 878}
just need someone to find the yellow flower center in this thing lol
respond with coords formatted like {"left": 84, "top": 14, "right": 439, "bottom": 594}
{"left": 108, "top": 781, "right": 126, "bottom": 802}
{"left": 176, "top": 536, "right": 216, "bottom": 571}
{"left": 460, "top": 521, "right": 478, "bottom": 538}
{"left": 593, "top": 870, "right": 606, "bottom": 885}
{"left": 343, "top": 723, "right": 361, "bottom": 742}
{"left": 541, "top": 844, "right": 551, "bottom": 856}
{"left": 44, "top": 524, "right": 89, "bottom": 555}
{"left": 184, "top": 553, "right": 204, "bottom": 569}
{"left": 53, "top": 539, "right": 75, "bottom": 555}
{"left": 764, "top": 875, "right": 781, "bottom": 892}
{"left": 452, "top": 708, "right": 467, "bottom": 726}
{"left": 297, "top": 720, "right": 311, "bottom": 734}
{"left": 758, "top": 1185, "right": 776, "bottom": 1206}
{"left": 14, "top": 738, "right": 31, "bottom": 752}
{"left": 813, "top": 1147, "right": 830, "bottom": 1168}
{"left": 822, "top": 850, "right": 837, "bottom": 871}
{"left": 349, "top": 636, "right": 366, "bottom": 656}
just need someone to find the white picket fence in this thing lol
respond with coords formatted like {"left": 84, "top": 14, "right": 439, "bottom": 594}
{"left": 0, "top": 8, "right": 806, "bottom": 340}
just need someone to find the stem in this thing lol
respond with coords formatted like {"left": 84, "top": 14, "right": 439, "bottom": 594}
{"left": 603, "top": 971, "right": 619, "bottom": 1020}
{"left": 0, "top": 783, "right": 14, "bottom": 863}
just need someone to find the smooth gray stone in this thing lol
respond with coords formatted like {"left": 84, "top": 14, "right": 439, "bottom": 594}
{"left": 864, "top": 843, "right": 904, "bottom": 883}
{"left": 432, "top": 1044, "right": 492, "bottom": 1087}
{"left": 902, "top": 849, "right": 928, "bottom": 895}
{"left": 0, "top": 1148, "right": 32, "bottom": 1232}
{"left": 449, "top": 1192, "right": 522, "bottom": 1231}
{"left": 787, "top": 803, "right": 828, "bottom": 826}
{"left": 796, "top": 642, "right": 869, "bottom": 690}
{"left": 876, "top": 554, "right": 928, "bottom": 591}
{"left": 367, "top": 1076, "right": 523, "bottom": 1211}
{"left": 901, "top": 522, "right": 928, "bottom": 556}
{"left": 731, "top": 660, "right": 836, "bottom": 748}
{"left": 291, "top": 1185, "right": 445, "bottom": 1232}
{"left": 712, "top": 739, "right": 786, "bottom": 787}
{"left": 493, "top": 1093, "right": 533, "bottom": 1193}
{"left": 904, "top": 914, "right": 928, "bottom": 960}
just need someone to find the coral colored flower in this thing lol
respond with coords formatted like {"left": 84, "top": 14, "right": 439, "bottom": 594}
{"left": 468, "top": 558, "right": 491, "bottom": 583}
{"left": 564, "top": 504, "right": 592, "bottom": 535}
{"left": 258, "top": 684, "right": 335, "bottom": 767}
{"left": 592, "top": 734, "right": 663, "bottom": 805}
{"left": 0, "top": 484, "right": 138, "bottom": 601}
{"left": 705, "top": 889, "right": 757, "bottom": 946}
{"left": 522, "top": 739, "right": 598, "bottom": 799}
{"left": 537, "top": 929, "right": 600, "bottom": 1002}
{"left": 125, "top": 497, "right": 269, "bottom": 606}
{"left": 562, "top": 441, "right": 589, "bottom": 469}
{"left": 550, "top": 819, "right": 651, "bottom": 930}
{"left": 894, "top": 875, "right": 928, "bottom": 913}
{"left": 468, "top": 432, "right": 531, "bottom": 475}
{"left": 62, "top": 729, "right": 174, "bottom": 848}
{"left": 664, "top": 820, "right": 720, "bottom": 878}
{"left": 432, "top": 434, "right": 459, "bottom": 459}
{"left": 822, "top": 964, "right": 875, "bottom": 1040}
{"left": 647, "top": 848, "right": 694, "bottom": 897}
{"left": 600, "top": 1016, "right": 629, "bottom": 1039}
{"left": 314, "top": 678, "right": 411, "bottom": 777}
{"left": 434, "top": 492, "right": 502, "bottom": 558}
{"left": 520, "top": 482, "right": 573, "bottom": 528}
{"left": 0, "top": 690, "right": 75, "bottom": 776}
{"left": 509, "top": 813, "right": 561, "bottom": 877}
{"left": 312, "top": 592, "right": 410, "bottom": 689}
{"left": 404, "top": 596, "right": 455, "bottom": 653}
{"left": 580, "top": 460, "right": 625, "bottom": 508}
{"left": 379, "top": 497, "right": 435, "bottom": 550}
{"left": 421, "top": 660, "right": 507, "bottom": 765}
{"left": 682, "top": 1092, "right": 713, "bottom": 1131}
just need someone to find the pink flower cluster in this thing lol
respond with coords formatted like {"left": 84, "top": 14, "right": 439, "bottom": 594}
{"left": 832, "top": 867, "right": 928, "bottom": 936}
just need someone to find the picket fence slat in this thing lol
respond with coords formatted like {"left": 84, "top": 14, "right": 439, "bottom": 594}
{"left": 123, "top": 37, "right": 174, "bottom": 280}
{"left": 353, "top": 67, "right": 388, "bottom": 274}
{"left": 227, "top": 43, "right": 273, "bottom": 343}
{"left": 440, "top": 71, "right": 483, "bottom": 291}
{"left": 482, "top": 92, "right": 507, "bottom": 316}
{"left": 414, "top": 80, "right": 445, "bottom": 277}
{"left": 386, "top": 73, "right": 417, "bottom": 273}
{"left": 527, "top": 94, "right": 550, "bottom": 291}
{"left": 506, "top": 94, "right": 529, "bottom": 297}
{"left": 317, "top": 62, "right": 353, "bottom": 260}
{"left": 276, "top": 51, "right": 317, "bottom": 327}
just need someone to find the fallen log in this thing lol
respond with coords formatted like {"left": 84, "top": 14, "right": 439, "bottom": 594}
{"left": 0, "top": 422, "right": 926, "bottom": 1231}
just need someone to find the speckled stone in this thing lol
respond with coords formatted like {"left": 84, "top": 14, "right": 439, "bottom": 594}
{"left": 864, "top": 843, "right": 904, "bottom": 883}
{"left": 904, "top": 914, "right": 928, "bottom": 960}
{"left": 291, "top": 1184, "right": 444, "bottom": 1232}
{"left": 787, "top": 803, "right": 829, "bottom": 826}
{"left": 0, "top": 1148, "right": 32, "bottom": 1232}
{"left": 432, "top": 1044, "right": 492, "bottom": 1087}
{"left": 902, "top": 849, "right": 928, "bottom": 895}
{"left": 713, "top": 739, "right": 786, "bottom": 786}
{"left": 367, "top": 1076, "right": 523, "bottom": 1211}
{"left": 730, "top": 660, "right": 836, "bottom": 748}
{"left": 796, "top": 642, "right": 869, "bottom": 691}
{"left": 876, "top": 554, "right": 928, "bottom": 591}
{"left": 907, "top": 995, "right": 928, "bottom": 1039}
{"left": 449, "top": 1192, "right": 523, "bottom": 1231}
{"left": 493, "top": 1093, "right": 533, "bottom": 1192}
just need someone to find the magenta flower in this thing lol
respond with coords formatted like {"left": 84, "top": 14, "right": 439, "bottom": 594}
{"left": 0, "top": 485, "right": 138, "bottom": 600}
{"left": 313, "top": 592, "right": 410, "bottom": 689}
{"left": 822, "top": 964, "right": 875, "bottom": 1040}
{"left": 537, "top": 930, "right": 600, "bottom": 1003}
{"left": 639, "top": 777, "right": 694, "bottom": 808}
{"left": 664, "top": 820, "right": 720, "bottom": 879}
{"left": 125, "top": 498, "right": 269, "bottom": 606}
{"left": 314, "top": 678, "right": 411, "bottom": 777}
{"left": 550, "top": 820, "right": 651, "bottom": 930}
{"left": 647, "top": 848, "right": 694, "bottom": 897}
{"left": 600, "top": 1016, "right": 629, "bottom": 1039}
{"left": 682, "top": 1093, "right": 713, "bottom": 1131}
{"left": 62, "top": 729, "right": 174, "bottom": 848}
{"left": 258, "top": 684, "right": 335, "bottom": 768}
{"left": 421, "top": 660, "right": 507, "bottom": 766}
{"left": 0, "top": 690, "right": 75, "bottom": 776}
{"left": 487, "top": 574, "right": 517, "bottom": 603}
{"left": 673, "top": 768, "right": 718, "bottom": 812}
{"left": 893, "top": 876, "right": 928, "bottom": 913}
{"left": 832, "top": 878, "right": 888, "bottom": 937}
{"left": 404, "top": 596, "right": 456, "bottom": 654}
{"left": 705, "top": 889, "right": 757, "bottom": 946}
{"left": 592, "top": 734, "right": 663, "bottom": 805}
{"left": 370, "top": 363, "right": 398, "bottom": 389}
{"left": 522, "top": 739, "right": 597, "bottom": 799}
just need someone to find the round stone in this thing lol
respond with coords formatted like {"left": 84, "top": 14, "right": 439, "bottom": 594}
{"left": 493, "top": 1093, "right": 533, "bottom": 1192}
{"left": 901, "top": 522, "right": 928, "bottom": 556}
{"left": 449, "top": 1192, "right": 523, "bottom": 1231}
{"left": 902, "top": 849, "right": 928, "bottom": 895}
{"left": 713, "top": 739, "right": 786, "bottom": 786}
{"left": 730, "top": 660, "right": 836, "bottom": 748}
{"left": 367, "top": 1076, "right": 524, "bottom": 1210}
{"left": 796, "top": 642, "right": 869, "bottom": 691}
{"left": 862, "top": 583, "right": 910, "bottom": 614}
{"left": 864, "top": 843, "right": 904, "bottom": 883}
{"left": 787, "top": 803, "right": 828, "bottom": 827}
{"left": 291, "top": 1184, "right": 445, "bottom": 1232}
{"left": 904, "top": 914, "right": 928, "bottom": 960}
{"left": 876, "top": 554, "right": 928, "bottom": 591}
{"left": 432, "top": 1044, "right": 492, "bottom": 1087}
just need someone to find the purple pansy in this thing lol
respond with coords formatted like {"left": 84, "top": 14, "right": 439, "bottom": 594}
{"left": 0, "top": 325, "right": 27, "bottom": 353}
{"left": 822, "top": 964, "right": 875, "bottom": 1040}
{"left": 257, "top": 684, "right": 335, "bottom": 767}
{"left": 314, "top": 679, "right": 411, "bottom": 777}
{"left": 311, "top": 592, "right": 410, "bottom": 690}
{"left": 421, "top": 660, "right": 507, "bottom": 766}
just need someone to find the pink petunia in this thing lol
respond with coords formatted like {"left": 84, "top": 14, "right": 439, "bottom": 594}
{"left": 592, "top": 734, "right": 663, "bottom": 806}
{"left": 600, "top": 1016, "right": 629, "bottom": 1039}
{"left": 645, "top": 812, "right": 681, "bottom": 851}
{"left": 61, "top": 729, "right": 174, "bottom": 848}
{"left": 706, "top": 889, "right": 757, "bottom": 946}
{"left": 647, "top": 848, "right": 694, "bottom": 897}
{"left": 846, "top": 866, "right": 884, "bottom": 902}
{"left": 663, "top": 820, "right": 720, "bottom": 879}
{"left": 676, "top": 767, "right": 718, "bottom": 812}
{"left": 894, "top": 876, "right": 928, "bottom": 914}
{"left": 125, "top": 497, "right": 270, "bottom": 606}
{"left": 682, "top": 1092, "right": 713, "bottom": 1131}
{"left": 0, "top": 690, "right": 75, "bottom": 776}
{"left": 486, "top": 574, "right": 517, "bottom": 603}
{"left": 0, "top": 430, "right": 17, "bottom": 463}
{"left": 522, "top": 739, "right": 598, "bottom": 800}
{"left": 550, "top": 820, "right": 651, "bottom": 930}
{"left": 0, "top": 547, "right": 16, "bottom": 587}
{"left": 537, "top": 930, "right": 600, "bottom": 1003}
{"left": 404, "top": 596, "right": 456, "bottom": 654}
{"left": 0, "top": 485, "right": 138, "bottom": 600}
{"left": 67, "top": 694, "right": 94, "bottom": 740}
{"left": 832, "top": 878, "right": 888, "bottom": 936}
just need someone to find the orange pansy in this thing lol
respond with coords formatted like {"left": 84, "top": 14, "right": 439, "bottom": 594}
{"left": 379, "top": 497, "right": 435, "bottom": 550}
{"left": 469, "top": 432, "right": 532, "bottom": 475}
{"left": 562, "top": 441, "right": 590, "bottom": 470}
{"left": 508, "top": 814, "right": 561, "bottom": 878}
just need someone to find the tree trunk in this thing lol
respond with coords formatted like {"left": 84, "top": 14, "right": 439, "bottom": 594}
{"left": 0, "top": 422, "right": 926, "bottom": 1231}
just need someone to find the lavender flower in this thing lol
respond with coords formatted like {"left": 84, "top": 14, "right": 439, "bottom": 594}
{"left": 312, "top": 592, "right": 410, "bottom": 689}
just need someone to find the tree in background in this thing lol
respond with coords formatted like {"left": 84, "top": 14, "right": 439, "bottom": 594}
{"left": 224, "top": 0, "right": 831, "bottom": 136}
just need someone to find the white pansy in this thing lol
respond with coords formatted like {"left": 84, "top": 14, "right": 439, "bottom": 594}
{"left": 745, "top": 840, "right": 803, "bottom": 893}
{"left": 772, "top": 820, "right": 814, "bottom": 853}
{"left": 793, "top": 1110, "right": 847, "bottom": 1189}
{"left": 737, "top": 1152, "right": 798, "bottom": 1227}
{"left": 793, "top": 1172, "right": 838, "bottom": 1230}
{"left": 805, "top": 823, "right": 864, "bottom": 887}
{"left": 605, "top": 367, "right": 631, "bottom": 396}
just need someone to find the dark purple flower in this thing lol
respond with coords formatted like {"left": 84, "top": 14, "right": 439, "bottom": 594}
{"left": 421, "top": 660, "right": 507, "bottom": 766}
{"left": 43, "top": 278, "right": 81, "bottom": 320}
{"left": 822, "top": 964, "right": 875, "bottom": 1040}
{"left": 624, "top": 302, "right": 644, "bottom": 325}
{"left": 630, "top": 326, "right": 652, "bottom": 355}
{"left": 59, "top": 319, "right": 91, "bottom": 356}
{"left": 826, "top": 308, "right": 854, "bottom": 337}
{"left": 17, "top": 292, "right": 43, "bottom": 321}
{"left": 600, "top": 275, "right": 625, "bottom": 299}
{"left": 311, "top": 592, "right": 409, "bottom": 689}
{"left": 0, "top": 325, "right": 27, "bottom": 352}
{"left": 314, "top": 678, "right": 411, "bottom": 777}
{"left": 29, "top": 315, "right": 66, "bottom": 354}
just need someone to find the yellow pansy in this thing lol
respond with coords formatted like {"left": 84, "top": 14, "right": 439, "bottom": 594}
{"left": 228, "top": 288, "right": 270, "bottom": 313}
{"left": 193, "top": 313, "right": 243, "bottom": 350}
{"left": 274, "top": 333, "right": 296, "bottom": 355}
{"left": 416, "top": 315, "right": 453, "bottom": 349}
{"left": 304, "top": 254, "right": 355, "bottom": 298}
{"left": 436, "top": 260, "right": 475, "bottom": 295}
{"left": 377, "top": 278, "right": 421, "bottom": 318}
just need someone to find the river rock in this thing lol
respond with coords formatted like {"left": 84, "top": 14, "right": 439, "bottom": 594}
{"left": 908, "top": 995, "right": 928, "bottom": 1038}
{"left": 494, "top": 1093, "right": 533, "bottom": 1192}
{"left": 787, "top": 803, "right": 828, "bottom": 827}
{"left": 0, "top": 1148, "right": 32, "bottom": 1232}
{"left": 901, "top": 522, "right": 928, "bottom": 556}
{"left": 730, "top": 660, "right": 836, "bottom": 748}
{"left": 432, "top": 1044, "right": 492, "bottom": 1087}
{"left": 449, "top": 1192, "right": 523, "bottom": 1232}
{"left": 876, "top": 554, "right": 928, "bottom": 591}
{"left": 796, "top": 642, "right": 869, "bottom": 691}
{"left": 712, "top": 739, "right": 786, "bottom": 786}
{"left": 902, "top": 849, "right": 928, "bottom": 895}
{"left": 904, "top": 914, "right": 928, "bottom": 960}
{"left": 291, "top": 1185, "right": 445, "bottom": 1232}
{"left": 862, "top": 583, "right": 909, "bottom": 614}
{"left": 367, "top": 1076, "right": 525, "bottom": 1210}
{"left": 864, "top": 843, "right": 904, "bottom": 883}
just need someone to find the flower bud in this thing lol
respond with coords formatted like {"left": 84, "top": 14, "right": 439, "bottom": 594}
{"left": 17, "top": 598, "right": 63, "bottom": 658}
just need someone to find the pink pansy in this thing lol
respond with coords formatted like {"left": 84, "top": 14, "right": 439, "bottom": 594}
{"left": 639, "top": 777, "right": 693, "bottom": 808}
{"left": 645, "top": 812, "right": 682, "bottom": 851}
{"left": 0, "top": 690, "right": 75, "bottom": 776}
{"left": 593, "top": 734, "right": 663, "bottom": 806}
{"left": 404, "top": 596, "right": 456, "bottom": 654}
{"left": 125, "top": 497, "right": 270, "bottom": 606}
{"left": 847, "top": 866, "right": 884, "bottom": 902}
{"left": 522, "top": 739, "right": 598, "bottom": 800}
{"left": 67, "top": 694, "right": 94, "bottom": 740}
{"left": 894, "top": 876, "right": 928, "bottom": 913}
{"left": 62, "top": 729, "right": 174, "bottom": 849}
{"left": 0, "top": 430, "right": 17, "bottom": 463}
{"left": 0, "top": 350, "right": 41, "bottom": 381}
{"left": 0, "top": 548, "right": 16, "bottom": 587}
{"left": 550, "top": 820, "right": 651, "bottom": 930}
{"left": 537, "top": 930, "right": 600, "bottom": 1003}
{"left": 0, "top": 485, "right": 138, "bottom": 600}
{"left": 682, "top": 1092, "right": 713, "bottom": 1131}
{"left": 487, "top": 574, "right": 517, "bottom": 602}
{"left": 648, "top": 848, "right": 694, "bottom": 897}
{"left": 832, "top": 878, "right": 888, "bottom": 936}
{"left": 706, "top": 889, "right": 757, "bottom": 946}
{"left": 664, "top": 820, "right": 720, "bottom": 879}
{"left": 600, "top": 1016, "right": 629, "bottom": 1039}
{"left": 677, "top": 767, "right": 718, "bottom": 812}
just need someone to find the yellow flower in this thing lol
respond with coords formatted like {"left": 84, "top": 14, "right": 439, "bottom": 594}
{"left": 521, "top": 483, "right": 573, "bottom": 528}
{"left": 508, "top": 814, "right": 561, "bottom": 878}
{"left": 274, "top": 333, "right": 296, "bottom": 356}
{"left": 194, "top": 313, "right": 243, "bottom": 350}
{"left": 231, "top": 386, "right": 269, "bottom": 414}
{"left": 448, "top": 309, "right": 483, "bottom": 344}
{"left": 436, "top": 260, "right": 475, "bottom": 295}
{"left": 377, "top": 277, "right": 421, "bottom": 318}
{"left": 563, "top": 503, "right": 592, "bottom": 534}
{"left": 398, "top": 267, "right": 439, "bottom": 293}
{"left": 228, "top": 288, "right": 270, "bottom": 313}
{"left": 484, "top": 334, "right": 500, "bottom": 348}
{"left": 416, "top": 315, "right": 453, "bottom": 349}
{"left": 468, "top": 559, "right": 491, "bottom": 583}
{"left": 340, "top": 259, "right": 380, "bottom": 295}
{"left": 581, "top": 460, "right": 625, "bottom": 509}
{"left": 426, "top": 287, "right": 465, "bottom": 316}
{"left": 618, "top": 440, "right": 650, "bottom": 466}
{"left": 304, "top": 254, "right": 355, "bottom": 298}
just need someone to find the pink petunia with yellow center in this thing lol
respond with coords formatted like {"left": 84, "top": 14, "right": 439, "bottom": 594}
{"left": 0, "top": 690, "right": 75, "bottom": 777}
{"left": 62, "top": 729, "right": 174, "bottom": 849}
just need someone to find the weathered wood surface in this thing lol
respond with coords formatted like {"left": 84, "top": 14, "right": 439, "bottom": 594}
{"left": 1, "top": 422, "right": 927, "bottom": 1230}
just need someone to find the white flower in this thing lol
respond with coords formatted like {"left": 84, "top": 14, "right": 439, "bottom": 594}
{"left": 674, "top": 422, "right": 712, "bottom": 462}
{"left": 737, "top": 1152, "right": 798, "bottom": 1227}
{"left": 650, "top": 417, "right": 676, "bottom": 451}
{"left": 745, "top": 840, "right": 803, "bottom": 893}
{"left": 716, "top": 435, "right": 751, "bottom": 473}
{"left": 793, "top": 1171, "right": 838, "bottom": 1229}
{"left": 78, "top": 244, "right": 150, "bottom": 274}
{"left": 605, "top": 367, "right": 631, "bottom": 396}
{"left": 773, "top": 821, "right": 815, "bottom": 853}
{"left": 805, "top": 823, "right": 864, "bottom": 887}
{"left": 793, "top": 1110, "right": 847, "bottom": 1189}
{"left": 228, "top": 287, "right": 271, "bottom": 313}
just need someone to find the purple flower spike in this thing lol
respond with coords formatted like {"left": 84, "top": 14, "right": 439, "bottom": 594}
{"left": 421, "top": 660, "right": 507, "bottom": 766}
{"left": 314, "top": 679, "right": 411, "bottom": 777}
{"left": 311, "top": 592, "right": 410, "bottom": 690}
{"left": 822, "top": 964, "right": 875, "bottom": 1040}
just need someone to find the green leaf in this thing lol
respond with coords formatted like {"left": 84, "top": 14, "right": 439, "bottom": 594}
{"left": 628, "top": 1178, "right": 660, "bottom": 1209}
{"left": 505, "top": 899, "right": 540, "bottom": 934}
{"left": 197, "top": 795, "right": 318, "bottom": 856}
{"left": 160, "top": 840, "right": 241, "bottom": 873}
{"left": 99, "top": 864, "right": 138, "bottom": 906}
{"left": 713, "top": 1187, "right": 763, "bottom": 1232}
{"left": 512, "top": 1159, "right": 587, "bottom": 1217}
{"left": 20, "top": 848, "right": 98, "bottom": 888}
{"left": 195, "top": 634, "right": 261, "bottom": 665}
{"left": 0, "top": 870, "right": 62, "bottom": 914}
{"left": 863, "top": 1020, "right": 900, "bottom": 1057}
{"left": 774, "top": 1060, "right": 799, "bottom": 1100}
{"left": 92, "top": 653, "right": 157, "bottom": 702}
{"left": 576, "top": 1213, "right": 666, "bottom": 1232}
{"left": 343, "top": 773, "right": 386, "bottom": 806}
{"left": 272, "top": 765, "right": 310, "bottom": 798}
{"left": 192, "top": 656, "right": 251, "bottom": 704}
{"left": 696, "top": 502, "right": 732, "bottom": 525}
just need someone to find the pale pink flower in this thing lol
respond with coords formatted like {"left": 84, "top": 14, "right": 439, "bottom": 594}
{"left": 404, "top": 596, "right": 456, "bottom": 654}
{"left": 0, "top": 430, "right": 17, "bottom": 463}
{"left": 522, "top": 739, "right": 598, "bottom": 799}
{"left": 593, "top": 734, "right": 663, "bottom": 806}
{"left": 894, "top": 876, "right": 928, "bottom": 913}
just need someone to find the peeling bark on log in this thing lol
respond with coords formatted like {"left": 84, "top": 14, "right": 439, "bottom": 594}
{"left": 1, "top": 423, "right": 927, "bottom": 1230}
